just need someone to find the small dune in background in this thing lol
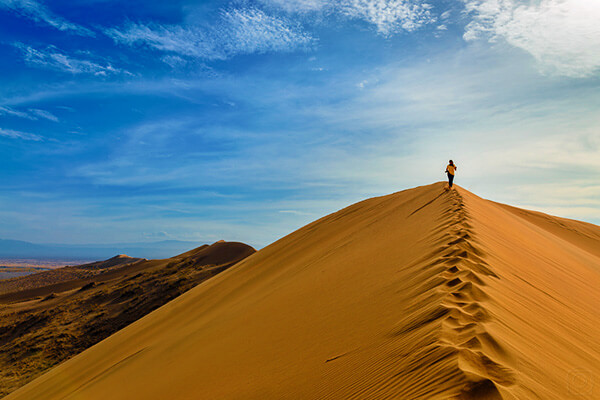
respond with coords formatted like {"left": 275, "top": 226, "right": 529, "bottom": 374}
{"left": 0, "top": 255, "right": 145, "bottom": 296}
{"left": 0, "top": 241, "right": 255, "bottom": 397}
{"left": 4, "top": 182, "right": 600, "bottom": 399}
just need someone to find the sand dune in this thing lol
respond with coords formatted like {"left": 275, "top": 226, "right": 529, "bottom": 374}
{"left": 6, "top": 183, "right": 600, "bottom": 399}
{"left": 0, "top": 241, "right": 255, "bottom": 396}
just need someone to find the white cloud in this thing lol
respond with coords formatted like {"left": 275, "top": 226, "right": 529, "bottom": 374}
{"left": 105, "top": 23, "right": 223, "bottom": 60}
{"left": 105, "top": 8, "right": 314, "bottom": 62}
{"left": 463, "top": 0, "right": 600, "bottom": 77}
{"left": 13, "top": 43, "right": 129, "bottom": 76}
{"left": 356, "top": 78, "right": 379, "bottom": 88}
{"left": 340, "top": 0, "right": 436, "bottom": 35}
{"left": 161, "top": 55, "right": 189, "bottom": 69}
{"left": 0, "top": 105, "right": 59, "bottom": 122}
{"left": 221, "top": 8, "right": 314, "bottom": 54}
{"left": 28, "top": 108, "right": 59, "bottom": 122}
{"left": 143, "top": 231, "right": 172, "bottom": 239}
{"left": 259, "top": 0, "right": 330, "bottom": 13}
{"left": 0, "top": 105, "right": 35, "bottom": 119}
{"left": 0, "top": 0, "right": 93, "bottom": 36}
{"left": 278, "top": 209, "right": 314, "bottom": 216}
{"left": 260, "top": 0, "right": 436, "bottom": 35}
{"left": 0, "top": 128, "right": 43, "bottom": 141}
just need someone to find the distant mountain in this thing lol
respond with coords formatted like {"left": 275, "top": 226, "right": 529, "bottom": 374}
{"left": 0, "top": 240, "right": 42, "bottom": 255}
{"left": 0, "top": 239, "right": 203, "bottom": 260}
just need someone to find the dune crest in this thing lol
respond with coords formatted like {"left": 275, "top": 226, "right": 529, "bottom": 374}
{"left": 6, "top": 182, "right": 600, "bottom": 400}
{"left": 388, "top": 188, "right": 514, "bottom": 399}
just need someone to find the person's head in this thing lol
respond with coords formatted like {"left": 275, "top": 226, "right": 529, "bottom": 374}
{"left": 449, "top": 160, "right": 454, "bottom": 165}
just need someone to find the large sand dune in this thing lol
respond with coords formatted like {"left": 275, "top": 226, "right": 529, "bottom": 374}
{"left": 6, "top": 182, "right": 600, "bottom": 399}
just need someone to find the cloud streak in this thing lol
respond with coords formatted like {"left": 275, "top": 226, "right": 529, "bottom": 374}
{"left": 0, "top": 0, "right": 93, "bottom": 36}
{"left": 0, "top": 106, "right": 35, "bottom": 119}
{"left": 28, "top": 108, "right": 59, "bottom": 122}
{"left": 0, "top": 106, "right": 59, "bottom": 122}
{"left": 13, "top": 43, "right": 130, "bottom": 76}
{"left": 463, "top": 0, "right": 600, "bottom": 77}
{"left": 105, "top": 7, "right": 314, "bottom": 62}
{"left": 0, "top": 127, "right": 43, "bottom": 141}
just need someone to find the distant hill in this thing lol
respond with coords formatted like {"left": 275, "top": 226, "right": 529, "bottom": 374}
{"left": 0, "top": 239, "right": 204, "bottom": 260}
{"left": 0, "top": 255, "right": 145, "bottom": 296}
{"left": 0, "top": 241, "right": 255, "bottom": 397}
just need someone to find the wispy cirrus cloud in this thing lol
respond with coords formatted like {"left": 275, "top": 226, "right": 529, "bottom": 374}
{"left": 340, "top": 0, "right": 436, "bottom": 35}
{"left": 0, "top": 127, "right": 43, "bottom": 141}
{"left": 106, "top": 23, "right": 223, "bottom": 60}
{"left": 28, "top": 108, "right": 59, "bottom": 122}
{"left": 259, "top": 0, "right": 329, "bottom": 13}
{"left": 260, "top": 0, "right": 436, "bottom": 36}
{"left": 105, "top": 7, "right": 314, "bottom": 62}
{"left": 0, "top": 0, "right": 93, "bottom": 36}
{"left": 0, "top": 105, "right": 34, "bottom": 119}
{"left": 463, "top": 0, "right": 600, "bottom": 77}
{"left": 13, "top": 43, "right": 130, "bottom": 76}
{"left": 221, "top": 8, "right": 314, "bottom": 53}
{"left": 0, "top": 105, "right": 59, "bottom": 121}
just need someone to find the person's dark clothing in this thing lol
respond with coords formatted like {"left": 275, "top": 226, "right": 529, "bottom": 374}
{"left": 445, "top": 163, "right": 456, "bottom": 188}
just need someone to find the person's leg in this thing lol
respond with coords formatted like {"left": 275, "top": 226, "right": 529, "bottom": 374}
{"left": 449, "top": 174, "right": 454, "bottom": 188}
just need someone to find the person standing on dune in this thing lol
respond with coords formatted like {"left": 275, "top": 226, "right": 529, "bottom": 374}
{"left": 445, "top": 160, "right": 457, "bottom": 188}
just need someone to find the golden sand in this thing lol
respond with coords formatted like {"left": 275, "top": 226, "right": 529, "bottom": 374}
{"left": 7, "top": 183, "right": 599, "bottom": 399}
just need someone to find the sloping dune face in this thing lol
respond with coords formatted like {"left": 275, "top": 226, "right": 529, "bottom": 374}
{"left": 7, "top": 183, "right": 600, "bottom": 400}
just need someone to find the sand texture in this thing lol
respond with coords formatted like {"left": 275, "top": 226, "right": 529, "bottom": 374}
{"left": 6, "top": 182, "right": 600, "bottom": 399}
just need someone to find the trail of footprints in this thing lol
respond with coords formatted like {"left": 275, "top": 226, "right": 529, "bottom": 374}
{"left": 435, "top": 190, "right": 515, "bottom": 399}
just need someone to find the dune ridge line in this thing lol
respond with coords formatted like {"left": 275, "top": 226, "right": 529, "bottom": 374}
{"left": 346, "top": 187, "right": 516, "bottom": 399}
{"left": 434, "top": 189, "right": 515, "bottom": 399}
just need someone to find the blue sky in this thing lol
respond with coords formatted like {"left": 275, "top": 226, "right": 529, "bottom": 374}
{"left": 1, "top": 0, "right": 599, "bottom": 249}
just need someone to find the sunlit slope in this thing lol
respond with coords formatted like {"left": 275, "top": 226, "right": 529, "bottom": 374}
{"left": 7, "top": 182, "right": 600, "bottom": 400}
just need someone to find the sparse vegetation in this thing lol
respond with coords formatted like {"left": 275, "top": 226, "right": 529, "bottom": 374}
{"left": 0, "top": 242, "right": 254, "bottom": 396}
